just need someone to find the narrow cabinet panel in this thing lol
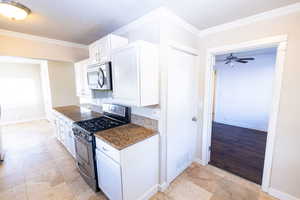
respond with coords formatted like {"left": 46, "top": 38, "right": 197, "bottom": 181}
{"left": 96, "top": 149, "right": 123, "bottom": 200}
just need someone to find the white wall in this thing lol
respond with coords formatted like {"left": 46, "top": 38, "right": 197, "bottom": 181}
{"left": 47, "top": 61, "right": 79, "bottom": 107}
{"left": 214, "top": 53, "right": 276, "bottom": 131}
{"left": 0, "top": 62, "right": 45, "bottom": 124}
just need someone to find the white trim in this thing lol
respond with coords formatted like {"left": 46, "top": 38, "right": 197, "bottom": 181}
{"left": 158, "top": 182, "right": 169, "bottom": 192}
{"left": 137, "top": 184, "right": 159, "bottom": 200}
{"left": 0, "top": 29, "right": 88, "bottom": 49}
{"left": 269, "top": 188, "right": 300, "bottom": 200}
{"left": 194, "top": 158, "right": 206, "bottom": 166}
{"left": 201, "top": 35, "right": 288, "bottom": 192}
{"left": 113, "top": 7, "right": 200, "bottom": 36}
{"left": 167, "top": 40, "right": 200, "bottom": 56}
{"left": 198, "top": 3, "right": 300, "bottom": 37}
{"left": 208, "top": 35, "right": 288, "bottom": 55}
{"left": 261, "top": 39, "right": 287, "bottom": 192}
{"left": 0, "top": 117, "right": 46, "bottom": 126}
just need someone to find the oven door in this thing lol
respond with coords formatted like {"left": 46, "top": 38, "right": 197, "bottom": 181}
{"left": 74, "top": 135, "right": 95, "bottom": 179}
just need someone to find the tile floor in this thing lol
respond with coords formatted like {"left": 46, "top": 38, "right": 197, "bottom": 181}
{"left": 0, "top": 120, "right": 278, "bottom": 200}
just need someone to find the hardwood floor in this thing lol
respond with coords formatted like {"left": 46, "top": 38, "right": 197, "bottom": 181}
{"left": 209, "top": 122, "right": 267, "bottom": 185}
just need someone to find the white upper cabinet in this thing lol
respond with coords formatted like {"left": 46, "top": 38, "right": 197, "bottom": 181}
{"left": 89, "top": 34, "right": 128, "bottom": 64}
{"left": 74, "top": 59, "right": 91, "bottom": 97}
{"left": 111, "top": 41, "right": 159, "bottom": 107}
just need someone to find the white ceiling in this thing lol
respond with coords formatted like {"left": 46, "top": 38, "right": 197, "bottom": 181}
{"left": 0, "top": 0, "right": 299, "bottom": 45}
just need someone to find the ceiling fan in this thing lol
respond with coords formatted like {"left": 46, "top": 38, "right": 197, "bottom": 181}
{"left": 223, "top": 53, "right": 255, "bottom": 66}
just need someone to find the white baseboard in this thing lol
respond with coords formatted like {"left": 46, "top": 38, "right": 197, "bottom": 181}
{"left": 158, "top": 182, "right": 169, "bottom": 192}
{"left": 194, "top": 158, "right": 206, "bottom": 166}
{"left": 138, "top": 184, "right": 159, "bottom": 200}
{"left": 0, "top": 117, "right": 46, "bottom": 126}
{"left": 268, "top": 188, "right": 300, "bottom": 200}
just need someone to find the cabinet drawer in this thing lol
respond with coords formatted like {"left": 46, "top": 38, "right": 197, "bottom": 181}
{"left": 96, "top": 138, "right": 120, "bottom": 163}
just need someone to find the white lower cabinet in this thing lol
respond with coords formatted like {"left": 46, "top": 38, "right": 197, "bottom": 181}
{"left": 52, "top": 110, "right": 76, "bottom": 158}
{"left": 95, "top": 135, "right": 159, "bottom": 200}
{"left": 96, "top": 149, "right": 122, "bottom": 200}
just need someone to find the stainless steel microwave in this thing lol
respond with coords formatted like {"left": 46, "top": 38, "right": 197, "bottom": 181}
{"left": 87, "top": 62, "right": 112, "bottom": 90}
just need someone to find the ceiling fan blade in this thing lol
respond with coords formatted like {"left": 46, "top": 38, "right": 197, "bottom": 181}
{"left": 238, "top": 58, "right": 255, "bottom": 60}
{"left": 237, "top": 60, "right": 248, "bottom": 63}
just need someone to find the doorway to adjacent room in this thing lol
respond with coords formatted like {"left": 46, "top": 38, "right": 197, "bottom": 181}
{"left": 202, "top": 35, "right": 287, "bottom": 191}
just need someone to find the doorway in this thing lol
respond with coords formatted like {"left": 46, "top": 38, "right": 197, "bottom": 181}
{"left": 202, "top": 35, "right": 287, "bottom": 191}
{"left": 0, "top": 56, "right": 52, "bottom": 125}
{"left": 210, "top": 48, "right": 277, "bottom": 184}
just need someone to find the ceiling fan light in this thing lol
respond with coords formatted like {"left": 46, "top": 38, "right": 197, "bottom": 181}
{"left": 0, "top": 0, "right": 31, "bottom": 20}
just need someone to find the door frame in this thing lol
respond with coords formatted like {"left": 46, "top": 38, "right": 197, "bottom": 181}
{"left": 162, "top": 40, "right": 200, "bottom": 186}
{"left": 0, "top": 56, "right": 52, "bottom": 124}
{"left": 201, "top": 35, "right": 288, "bottom": 192}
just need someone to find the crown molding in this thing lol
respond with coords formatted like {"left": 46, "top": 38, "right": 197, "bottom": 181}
{"left": 113, "top": 7, "right": 200, "bottom": 36}
{"left": 159, "top": 7, "right": 200, "bottom": 36}
{"left": 0, "top": 56, "right": 45, "bottom": 64}
{"left": 198, "top": 2, "right": 300, "bottom": 37}
{"left": 0, "top": 29, "right": 88, "bottom": 49}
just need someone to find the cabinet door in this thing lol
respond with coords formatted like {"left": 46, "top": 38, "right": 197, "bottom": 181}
{"left": 96, "top": 149, "right": 122, "bottom": 200}
{"left": 112, "top": 46, "right": 139, "bottom": 105}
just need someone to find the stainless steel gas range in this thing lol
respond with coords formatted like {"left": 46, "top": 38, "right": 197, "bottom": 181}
{"left": 72, "top": 104, "right": 130, "bottom": 191}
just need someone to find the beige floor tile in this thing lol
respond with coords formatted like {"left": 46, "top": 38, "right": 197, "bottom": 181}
{"left": 166, "top": 178, "right": 212, "bottom": 200}
{"left": 0, "top": 172, "right": 25, "bottom": 192}
{"left": 51, "top": 182, "right": 75, "bottom": 200}
{"left": 210, "top": 178, "right": 259, "bottom": 200}
{"left": 74, "top": 188, "right": 107, "bottom": 200}
{"left": 258, "top": 192, "right": 279, "bottom": 200}
{"left": 185, "top": 163, "right": 223, "bottom": 193}
{"left": 0, "top": 183, "right": 28, "bottom": 200}
{"left": 26, "top": 182, "right": 54, "bottom": 200}
{"left": 67, "top": 176, "right": 91, "bottom": 196}
{"left": 150, "top": 191, "right": 172, "bottom": 200}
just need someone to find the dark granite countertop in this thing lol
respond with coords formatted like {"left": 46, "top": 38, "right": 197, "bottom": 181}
{"left": 53, "top": 105, "right": 102, "bottom": 122}
{"left": 94, "top": 123, "right": 158, "bottom": 150}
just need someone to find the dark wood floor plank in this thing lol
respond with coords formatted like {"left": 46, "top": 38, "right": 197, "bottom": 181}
{"left": 209, "top": 122, "right": 267, "bottom": 184}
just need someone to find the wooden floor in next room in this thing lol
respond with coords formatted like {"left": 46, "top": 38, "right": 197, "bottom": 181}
{"left": 210, "top": 122, "right": 267, "bottom": 185}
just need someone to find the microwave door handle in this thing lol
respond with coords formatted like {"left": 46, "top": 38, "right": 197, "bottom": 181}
{"left": 98, "top": 68, "right": 105, "bottom": 88}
